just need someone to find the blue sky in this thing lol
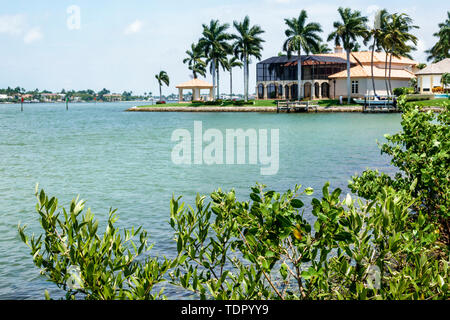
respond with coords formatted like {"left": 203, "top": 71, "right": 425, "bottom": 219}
{"left": 0, "top": 0, "right": 448, "bottom": 95}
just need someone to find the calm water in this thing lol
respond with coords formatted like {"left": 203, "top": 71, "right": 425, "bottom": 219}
{"left": 0, "top": 102, "right": 401, "bottom": 299}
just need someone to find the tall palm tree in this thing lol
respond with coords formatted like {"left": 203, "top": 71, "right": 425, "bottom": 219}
{"left": 199, "top": 20, "right": 232, "bottom": 100}
{"left": 283, "top": 10, "right": 322, "bottom": 100}
{"left": 328, "top": 7, "right": 369, "bottom": 103}
{"left": 426, "top": 12, "right": 450, "bottom": 63}
{"left": 383, "top": 13, "right": 418, "bottom": 95}
{"left": 155, "top": 71, "right": 169, "bottom": 102}
{"left": 207, "top": 53, "right": 231, "bottom": 99}
{"left": 225, "top": 56, "right": 243, "bottom": 99}
{"left": 369, "top": 9, "right": 389, "bottom": 98}
{"left": 183, "top": 43, "right": 206, "bottom": 79}
{"left": 232, "top": 16, "right": 265, "bottom": 102}
{"left": 311, "top": 42, "right": 332, "bottom": 54}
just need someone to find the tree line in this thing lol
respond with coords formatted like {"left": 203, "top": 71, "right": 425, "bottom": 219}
{"left": 0, "top": 87, "right": 154, "bottom": 102}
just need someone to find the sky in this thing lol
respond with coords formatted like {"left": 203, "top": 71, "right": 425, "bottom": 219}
{"left": 0, "top": 0, "right": 448, "bottom": 95}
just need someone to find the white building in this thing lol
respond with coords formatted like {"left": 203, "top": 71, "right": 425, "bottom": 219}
{"left": 416, "top": 58, "right": 450, "bottom": 93}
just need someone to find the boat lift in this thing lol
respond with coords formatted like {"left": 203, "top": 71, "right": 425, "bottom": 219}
{"left": 355, "top": 95, "right": 399, "bottom": 113}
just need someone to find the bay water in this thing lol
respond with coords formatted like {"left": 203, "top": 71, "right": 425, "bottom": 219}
{"left": 0, "top": 102, "right": 401, "bottom": 299}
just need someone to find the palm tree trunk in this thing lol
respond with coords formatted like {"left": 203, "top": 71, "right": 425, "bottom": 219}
{"left": 212, "top": 60, "right": 216, "bottom": 100}
{"left": 371, "top": 38, "right": 377, "bottom": 97}
{"left": 230, "top": 69, "right": 233, "bottom": 99}
{"left": 384, "top": 52, "right": 389, "bottom": 96}
{"left": 346, "top": 49, "right": 351, "bottom": 104}
{"left": 298, "top": 49, "right": 302, "bottom": 101}
{"left": 244, "top": 55, "right": 248, "bottom": 102}
{"left": 246, "top": 58, "right": 250, "bottom": 101}
{"left": 388, "top": 51, "right": 393, "bottom": 96}
{"left": 217, "top": 67, "right": 220, "bottom": 99}
{"left": 159, "top": 84, "right": 162, "bottom": 102}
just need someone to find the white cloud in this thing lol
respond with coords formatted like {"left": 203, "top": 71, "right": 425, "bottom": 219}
{"left": 24, "top": 27, "right": 43, "bottom": 44}
{"left": 0, "top": 14, "right": 43, "bottom": 45}
{"left": 0, "top": 14, "right": 26, "bottom": 36}
{"left": 124, "top": 20, "right": 144, "bottom": 35}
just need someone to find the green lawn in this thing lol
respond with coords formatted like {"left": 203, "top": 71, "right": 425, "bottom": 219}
{"left": 405, "top": 98, "right": 449, "bottom": 108}
{"left": 136, "top": 100, "right": 277, "bottom": 108}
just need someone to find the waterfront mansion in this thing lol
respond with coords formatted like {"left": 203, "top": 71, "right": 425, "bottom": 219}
{"left": 256, "top": 46, "right": 418, "bottom": 100}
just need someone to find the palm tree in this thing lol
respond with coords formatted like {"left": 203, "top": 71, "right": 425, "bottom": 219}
{"left": 328, "top": 7, "right": 369, "bottom": 103}
{"left": 199, "top": 20, "right": 232, "bottom": 100}
{"left": 183, "top": 43, "right": 206, "bottom": 79}
{"left": 208, "top": 54, "right": 231, "bottom": 99}
{"left": 311, "top": 42, "right": 332, "bottom": 54}
{"left": 155, "top": 71, "right": 169, "bottom": 102}
{"left": 283, "top": 10, "right": 322, "bottom": 100}
{"left": 232, "top": 16, "right": 265, "bottom": 102}
{"left": 441, "top": 72, "right": 450, "bottom": 90}
{"left": 369, "top": 9, "right": 389, "bottom": 98}
{"left": 426, "top": 12, "right": 450, "bottom": 63}
{"left": 225, "top": 56, "right": 243, "bottom": 99}
{"left": 383, "top": 13, "right": 418, "bottom": 96}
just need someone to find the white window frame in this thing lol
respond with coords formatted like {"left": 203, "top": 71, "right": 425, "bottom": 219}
{"left": 352, "top": 80, "right": 359, "bottom": 94}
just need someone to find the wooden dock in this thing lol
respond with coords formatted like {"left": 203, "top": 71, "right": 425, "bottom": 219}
{"left": 362, "top": 105, "right": 399, "bottom": 113}
{"left": 276, "top": 101, "right": 318, "bottom": 113}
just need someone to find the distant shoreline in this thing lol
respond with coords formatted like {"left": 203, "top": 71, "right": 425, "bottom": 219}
{"left": 0, "top": 100, "right": 153, "bottom": 105}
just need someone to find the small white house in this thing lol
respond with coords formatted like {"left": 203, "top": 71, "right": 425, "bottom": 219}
{"left": 416, "top": 58, "right": 450, "bottom": 93}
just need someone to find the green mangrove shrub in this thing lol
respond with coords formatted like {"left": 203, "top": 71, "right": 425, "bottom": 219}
{"left": 19, "top": 182, "right": 448, "bottom": 300}
{"left": 18, "top": 187, "right": 175, "bottom": 300}
{"left": 350, "top": 103, "right": 449, "bottom": 244}
{"left": 169, "top": 183, "right": 448, "bottom": 300}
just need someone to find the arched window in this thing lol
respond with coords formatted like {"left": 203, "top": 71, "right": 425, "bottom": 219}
{"left": 304, "top": 83, "right": 312, "bottom": 99}
{"left": 314, "top": 83, "right": 320, "bottom": 99}
{"left": 267, "top": 84, "right": 276, "bottom": 99}
{"left": 291, "top": 84, "right": 298, "bottom": 100}
{"left": 321, "top": 83, "right": 330, "bottom": 98}
{"left": 258, "top": 84, "right": 265, "bottom": 99}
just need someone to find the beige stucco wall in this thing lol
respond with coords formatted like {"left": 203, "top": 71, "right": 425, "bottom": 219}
{"left": 331, "top": 78, "right": 410, "bottom": 98}
{"left": 331, "top": 79, "right": 363, "bottom": 98}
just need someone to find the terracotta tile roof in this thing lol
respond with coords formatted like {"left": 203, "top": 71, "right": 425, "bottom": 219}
{"left": 317, "top": 51, "right": 417, "bottom": 65}
{"left": 315, "top": 52, "right": 358, "bottom": 64}
{"left": 176, "top": 78, "right": 213, "bottom": 89}
{"left": 329, "top": 65, "right": 416, "bottom": 79}
{"left": 370, "top": 52, "right": 417, "bottom": 65}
